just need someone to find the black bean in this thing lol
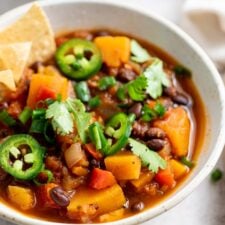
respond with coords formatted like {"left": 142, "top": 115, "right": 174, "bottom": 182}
{"left": 131, "top": 201, "right": 145, "bottom": 212}
{"left": 132, "top": 121, "right": 150, "bottom": 139}
{"left": 117, "top": 67, "right": 136, "bottom": 82}
{"left": 128, "top": 103, "right": 142, "bottom": 118}
{"left": 147, "top": 139, "right": 165, "bottom": 151}
{"left": 145, "top": 128, "right": 166, "bottom": 139}
{"left": 50, "top": 187, "right": 70, "bottom": 207}
{"left": 172, "top": 93, "right": 189, "bottom": 105}
{"left": 164, "top": 86, "right": 177, "bottom": 97}
{"left": 90, "top": 159, "right": 101, "bottom": 169}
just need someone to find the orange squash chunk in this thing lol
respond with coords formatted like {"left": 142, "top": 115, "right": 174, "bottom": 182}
{"left": 27, "top": 74, "right": 69, "bottom": 108}
{"left": 153, "top": 107, "right": 190, "bottom": 157}
{"left": 94, "top": 36, "right": 130, "bottom": 67}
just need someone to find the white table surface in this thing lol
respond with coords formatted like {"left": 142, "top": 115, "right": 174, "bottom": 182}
{"left": 0, "top": 0, "right": 225, "bottom": 225}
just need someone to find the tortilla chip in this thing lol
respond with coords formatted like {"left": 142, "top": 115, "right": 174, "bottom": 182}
{"left": 0, "top": 70, "right": 16, "bottom": 91}
{"left": 0, "top": 42, "right": 31, "bottom": 83}
{"left": 0, "top": 3, "right": 56, "bottom": 65}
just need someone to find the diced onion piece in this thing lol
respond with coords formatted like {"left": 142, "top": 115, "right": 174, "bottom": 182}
{"left": 64, "top": 143, "right": 84, "bottom": 169}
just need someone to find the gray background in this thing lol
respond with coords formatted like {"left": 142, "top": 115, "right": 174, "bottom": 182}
{"left": 0, "top": 0, "right": 225, "bottom": 225}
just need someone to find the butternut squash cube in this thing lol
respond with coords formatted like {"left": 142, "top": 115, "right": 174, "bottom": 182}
{"left": 104, "top": 152, "right": 141, "bottom": 180}
{"left": 67, "top": 184, "right": 126, "bottom": 219}
{"left": 153, "top": 107, "right": 190, "bottom": 157}
{"left": 169, "top": 159, "right": 189, "bottom": 180}
{"left": 94, "top": 36, "right": 130, "bottom": 67}
{"left": 99, "top": 208, "right": 125, "bottom": 222}
{"left": 130, "top": 171, "right": 154, "bottom": 192}
{"left": 8, "top": 185, "right": 35, "bottom": 210}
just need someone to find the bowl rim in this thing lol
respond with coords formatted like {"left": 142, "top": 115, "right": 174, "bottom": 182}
{"left": 0, "top": 0, "right": 225, "bottom": 225}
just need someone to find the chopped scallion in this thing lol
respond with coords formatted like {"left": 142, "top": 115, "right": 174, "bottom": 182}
{"left": 0, "top": 110, "right": 16, "bottom": 126}
{"left": 74, "top": 81, "right": 91, "bottom": 103}
{"left": 88, "top": 122, "right": 108, "bottom": 152}
{"left": 88, "top": 96, "right": 101, "bottom": 109}
{"left": 29, "top": 119, "right": 46, "bottom": 134}
{"left": 43, "top": 122, "right": 55, "bottom": 144}
{"left": 19, "top": 107, "right": 32, "bottom": 124}
{"left": 98, "top": 76, "right": 116, "bottom": 90}
{"left": 32, "top": 109, "right": 46, "bottom": 120}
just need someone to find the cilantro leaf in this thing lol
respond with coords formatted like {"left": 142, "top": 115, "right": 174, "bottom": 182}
{"left": 46, "top": 101, "right": 73, "bottom": 135}
{"left": 144, "top": 58, "right": 170, "bottom": 99}
{"left": 127, "top": 75, "right": 147, "bottom": 101}
{"left": 65, "top": 98, "right": 91, "bottom": 143}
{"left": 141, "top": 104, "right": 157, "bottom": 122}
{"left": 128, "top": 138, "right": 167, "bottom": 173}
{"left": 131, "top": 39, "right": 151, "bottom": 63}
{"left": 141, "top": 102, "right": 166, "bottom": 122}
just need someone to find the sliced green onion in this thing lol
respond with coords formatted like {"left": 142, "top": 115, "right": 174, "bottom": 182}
{"left": 117, "top": 86, "right": 127, "bottom": 101}
{"left": 29, "top": 119, "right": 46, "bottom": 133}
{"left": 180, "top": 156, "right": 194, "bottom": 168}
{"left": 43, "top": 122, "right": 55, "bottom": 144}
{"left": 99, "top": 76, "right": 116, "bottom": 91}
{"left": 32, "top": 109, "right": 46, "bottom": 119}
{"left": 211, "top": 169, "right": 223, "bottom": 182}
{"left": 88, "top": 122, "right": 108, "bottom": 151}
{"left": 74, "top": 81, "right": 91, "bottom": 102}
{"left": 0, "top": 110, "right": 16, "bottom": 126}
{"left": 128, "top": 113, "right": 136, "bottom": 123}
{"left": 19, "top": 107, "right": 32, "bottom": 124}
{"left": 88, "top": 96, "right": 101, "bottom": 109}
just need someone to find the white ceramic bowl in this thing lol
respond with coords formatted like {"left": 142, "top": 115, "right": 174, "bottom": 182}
{"left": 0, "top": 0, "right": 225, "bottom": 225}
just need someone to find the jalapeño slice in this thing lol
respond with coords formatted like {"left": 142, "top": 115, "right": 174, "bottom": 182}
{"left": 55, "top": 38, "right": 102, "bottom": 80}
{"left": 0, "top": 134, "right": 45, "bottom": 180}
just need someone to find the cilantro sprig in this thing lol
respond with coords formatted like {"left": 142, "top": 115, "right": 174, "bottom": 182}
{"left": 131, "top": 39, "right": 151, "bottom": 63}
{"left": 144, "top": 58, "right": 170, "bottom": 99}
{"left": 117, "top": 58, "right": 170, "bottom": 102}
{"left": 65, "top": 98, "right": 91, "bottom": 143}
{"left": 141, "top": 102, "right": 166, "bottom": 122}
{"left": 46, "top": 101, "right": 73, "bottom": 135}
{"left": 44, "top": 98, "right": 91, "bottom": 142}
{"left": 128, "top": 138, "right": 167, "bottom": 173}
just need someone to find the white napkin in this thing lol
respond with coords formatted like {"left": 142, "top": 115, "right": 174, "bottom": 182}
{"left": 181, "top": 0, "right": 225, "bottom": 73}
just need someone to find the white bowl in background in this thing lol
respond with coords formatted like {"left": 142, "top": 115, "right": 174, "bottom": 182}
{"left": 0, "top": 0, "right": 225, "bottom": 225}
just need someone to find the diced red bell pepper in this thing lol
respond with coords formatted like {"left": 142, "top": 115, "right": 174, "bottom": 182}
{"left": 154, "top": 167, "right": 176, "bottom": 188}
{"left": 36, "top": 86, "right": 57, "bottom": 103}
{"left": 84, "top": 143, "right": 103, "bottom": 160}
{"left": 89, "top": 168, "right": 117, "bottom": 190}
{"left": 36, "top": 183, "right": 60, "bottom": 209}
